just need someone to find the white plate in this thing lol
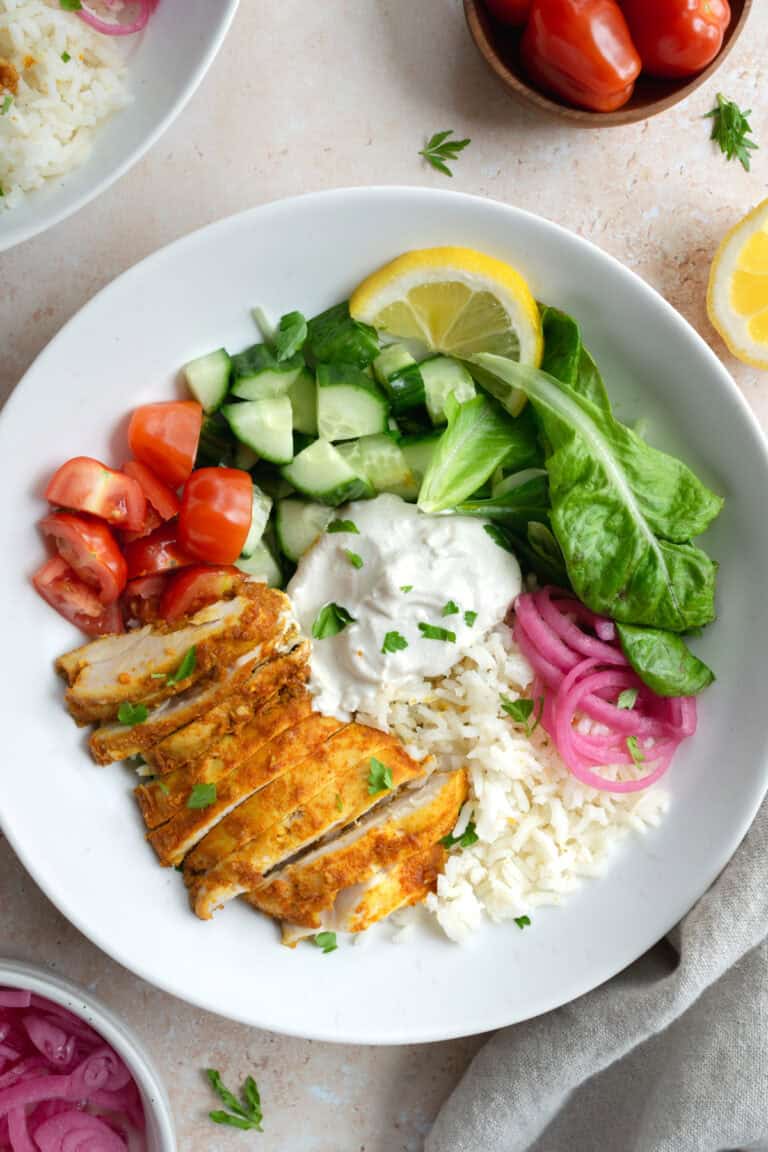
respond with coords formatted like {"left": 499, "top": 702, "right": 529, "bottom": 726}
{"left": 0, "top": 0, "right": 238, "bottom": 253}
{"left": 1, "top": 188, "right": 767, "bottom": 1044}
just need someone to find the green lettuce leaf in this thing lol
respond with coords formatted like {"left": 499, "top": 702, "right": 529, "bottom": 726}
{"left": 616, "top": 622, "right": 715, "bottom": 696}
{"left": 540, "top": 305, "right": 610, "bottom": 411}
{"left": 458, "top": 472, "right": 549, "bottom": 528}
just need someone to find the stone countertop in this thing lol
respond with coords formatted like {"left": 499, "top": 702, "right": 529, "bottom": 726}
{"left": 1, "top": 1, "right": 766, "bottom": 1148}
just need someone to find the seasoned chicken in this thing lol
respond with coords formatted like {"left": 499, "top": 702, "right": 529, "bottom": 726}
{"left": 247, "top": 769, "right": 467, "bottom": 934}
{"left": 58, "top": 582, "right": 292, "bottom": 725}
{"left": 186, "top": 729, "right": 429, "bottom": 919}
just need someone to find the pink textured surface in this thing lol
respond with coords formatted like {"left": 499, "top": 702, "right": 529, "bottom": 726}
{"left": 1, "top": 1, "right": 766, "bottom": 1147}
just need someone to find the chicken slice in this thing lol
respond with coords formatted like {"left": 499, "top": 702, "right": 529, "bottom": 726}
{"left": 90, "top": 631, "right": 304, "bottom": 765}
{"left": 247, "top": 769, "right": 467, "bottom": 932}
{"left": 135, "top": 685, "right": 320, "bottom": 831}
{"left": 58, "top": 583, "right": 292, "bottom": 724}
{"left": 142, "top": 643, "right": 309, "bottom": 774}
{"left": 186, "top": 730, "right": 429, "bottom": 919}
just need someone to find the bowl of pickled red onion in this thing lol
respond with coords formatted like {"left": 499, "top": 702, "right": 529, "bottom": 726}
{"left": 0, "top": 960, "right": 174, "bottom": 1152}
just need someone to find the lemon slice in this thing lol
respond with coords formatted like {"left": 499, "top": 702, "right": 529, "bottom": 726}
{"left": 708, "top": 198, "right": 768, "bottom": 369}
{"left": 349, "top": 246, "right": 543, "bottom": 367}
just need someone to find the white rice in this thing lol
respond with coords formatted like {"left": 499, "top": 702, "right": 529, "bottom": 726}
{"left": 358, "top": 625, "right": 669, "bottom": 943}
{"left": 0, "top": 0, "right": 129, "bottom": 209}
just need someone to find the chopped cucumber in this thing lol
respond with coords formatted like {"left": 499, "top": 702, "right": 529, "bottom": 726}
{"left": 196, "top": 413, "right": 234, "bottom": 467}
{"left": 288, "top": 369, "right": 318, "bottom": 436}
{"left": 240, "top": 484, "right": 273, "bottom": 558}
{"left": 236, "top": 540, "right": 282, "bottom": 587}
{"left": 306, "top": 302, "right": 379, "bottom": 367}
{"left": 421, "top": 356, "right": 476, "bottom": 424}
{"left": 316, "top": 363, "right": 389, "bottom": 441}
{"left": 234, "top": 442, "right": 259, "bottom": 472}
{"left": 373, "top": 344, "right": 415, "bottom": 387}
{"left": 338, "top": 433, "right": 418, "bottom": 501}
{"left": 222, "top": 396, "right": 293, "bottom": 465}
{"left": 183, "top": 348, "right": 231, "bottom": 413}
{"left": 252, "top": 463, "right": 295, "bottom": 501}
{"left": 276, "top": 498, "right": 333, "bottom": 562}
{"left": 282, "top": 438, "right": 371, "bottom": 506}
{"left": 399, "top": 429, "right": 442, "bottom": 484}
{"left": 230, "top": 343, "right": 304, "bottom": 400}
{"left": 383, "top": 362, "right": 427, "bottom": 415}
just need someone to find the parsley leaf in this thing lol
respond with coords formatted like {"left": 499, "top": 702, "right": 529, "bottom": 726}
{"left": 514, "top": 915, "right": 532, "bottom": 930}
{"left": 400, "top": 584, "right": 413, "bottom": 593}
{"left": 706, "top": 93, "right": 758, "bottom": 171}
{"left": 59, "top": 0, "right": 82, "bottom": 8}
{"left": 441, "top": 820, "right": 479, "bottom": 850}
{"left": 381, "top": 630, "right": 408, "bottom": 654}
{"left": 617, "top": 688, "right": 639, "bottom": 710}
{"left": 418, "top": 129, "right": 471, "bottom": 177}
{"left": 314, "top": 931, "right": 338, "bottom": 954}
{"left": 327, "top": 519, "right": 359, "bottom": 535}
{"left": 335, "top": 792, "right": 344, "bottom": 813}
{"left": 464, "top": 610, "right": 478, "bottom": 627}
{"left": 1, "top": 94, "right": 12, "bottom": 115}
{"left": 626, "top": 736, "right": 645, "bottom": 765}
{"left": 501, "top": 694, "right": 544, "bottom": 736}
{"left": 344, "top": 549, "right": 364, "bottom": 569}
{"left": 117, "top": 701, "right": 148, "bottom": 726}
{"left": 146, "top": 776, "right": 170, "bottom": 795}
{"left": 166, "top": 646, "right": 197, "bottom": 685}
{"left": 418, "top": 623, "right": 456, "bottom": 643}
{"left": 206, "top": 1069, "right": 263, "bottom": 1132}
{"left": 274, "top": 310, "right": 307, "bottom": 361}
{"left": 312, "top": 602, "right": 356, "bottom": 639}
{"left": 367, "top": 757, "right": 393, "bottom": 795}
{"left": 442, "top": 599, "right": 460, "bottom": 616}
{"left": 61, "top": 51, "right": 71, "bottom": 62}
{"left": 187, "top": 782, "right": 217, "bottom": 810}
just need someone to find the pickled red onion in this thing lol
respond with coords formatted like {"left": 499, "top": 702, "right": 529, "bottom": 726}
{"left": 511, "top": 588, "right": 696, "bottom": 792}
{"left": 77, "top": 0, "right": 153, "bottom": 36}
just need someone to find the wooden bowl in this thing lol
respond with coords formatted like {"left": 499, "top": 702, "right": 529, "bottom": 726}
{"left": 464, "top": 0, "right": 752, "bottom": 127}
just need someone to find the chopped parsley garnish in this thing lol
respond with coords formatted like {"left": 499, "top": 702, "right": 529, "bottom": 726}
{"left": 187, "top": 782, "right": 217, "bottom": 810}
{"left": 464, "top": 610, "right": 478, "bottom": 627}
{"left": 442, "top": 600, "right": 460, "bottom": 617}
{"left": 501, "top": 695, "right": 544, "bottom": 737}
{"left": 381, "top": 630, "right": 408, "bottom": 654}
{"left": 706, "top": 93, "right": 758, "bottom": 171}
{"left": 274, "top": 310, "right": 307, "bottom": 361}
{"left": 59, "top": 0, "right": 82, "bottom": 9}
{"left": 1, "top": 95, "right": 12, "bottom": 115}
{"left": 0, "top": 184, "right": 4, "bottom": 197}
{"left": 441, "top": 820, "right": 479, "bottom": 850}
{"left": 61, "top": 51, "right": 71, "bottom": 63}
{"left": 206, "top": 1069, "right": 263, "bottom": 1132}
{"left": 327, "top": 519, "right": 359, "bottom": 535}
{"left": 367, "top": 757, "right": 393, "bottom": 795}
{"left": 312, "top": 602, "right": 356, "bottom": 639}
{"left": 166, "top": 646, "right": 197, "bottom": 685}
{"left": 514, "top": 915, "right": 531, "bottom": 930}
{"left": 335, "top": 793, "right": 344, "bottom": 813}
{"left": 418, "top": 129, "right": 470, "bottom": 177}
{"left": 617, "top": 688, "right": 638, "bottom": 710}
{"left": 626, "top": 736, "right": 645, "bottom": 765}
{"left": 400, "top": 584, "right": 413, "bottom": 593}
{"left": 418, "top": 623, "right": 456, "bottom": 643}
{"left": 313, "top": 931, "right": 338, "bottom": 954}
{"left": 117, "top": 701, "right": 148, "bottom": 726}
{"left": 344, "top": 549, "right": 364, "bottom": 569}
{"left": 147, "top": 776, "right": 170, "bottom": 795}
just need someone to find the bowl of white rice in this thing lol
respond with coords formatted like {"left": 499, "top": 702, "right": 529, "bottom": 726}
{"left": 0, "top": 0, "right": 239, "bottom": 252}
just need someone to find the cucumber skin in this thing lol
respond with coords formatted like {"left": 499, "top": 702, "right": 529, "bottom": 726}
{"left": 306, "top": 302, "right": 379, "bottom": 368}
{"left": 281, "top": 439, "right": 372, "bottom": 507}
{"left": 384, "top": 362, "right": 427, "bottom": 415}
{"left": 183, "top": 348, "right": 231, "bottom": 413}
{"left": 222, "top": 397, "right": 293, "bottom": 466}
{"left": 316, "top": 363, "right": 390, "bottom": 441}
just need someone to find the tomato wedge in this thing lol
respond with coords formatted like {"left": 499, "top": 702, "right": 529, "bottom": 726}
{"left": 123, "top": 519, "right": 196, "bottom": 579}
{"left": 45, "top": 457, "right": 146, "bottom": 532}
{"left": 178, "top": 468, "right": 253, "bottom": 565}
{"left": 33, "top": 557, "right": 125, "bottom": 636}
{"left": 123, "top": 460, "right": 180, "bottom": 521}
{"left": 40, "top": 512, "right": 127, "bottom": 605}
{"left": 128, "top": 402, "right": 202, "bottom": 489}
{"left": 120, "top": 503, "right": 163, "bottom": 545}
{"left": 160, "top": 565, "right": 241, "bottom": 622}
{"left": 123, "top": 574, "right": 167, "bottom": 625}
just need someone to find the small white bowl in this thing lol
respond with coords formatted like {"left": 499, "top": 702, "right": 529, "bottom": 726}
{"left": 0, "top": 959, "right": 175, "bottom": 1152}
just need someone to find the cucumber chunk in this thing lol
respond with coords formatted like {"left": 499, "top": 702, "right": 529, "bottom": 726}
{"left": 338, "top": 433, "right": 418, "bottom": 501}
{"left": 222, "top": 396, "right": 293, "bottom": 465}
{"left": 282, "top": 438, "right": 371, "bottom": 506}
{"left": 276, "top": 498, "right": 333, "bottom": 562}
{"left": 399, "top": 429, "right": 442, "bottom": 484}
{"left": 383, "top": 362, "right": 427, "bottom": 415}
{"left": 230, "top": 343, "right": 304, "bottom": 400}
{"left": 236, "top": 540, "right": 282, "bottom": 587}
{"left": 306, "top": 302, "right": 379, "bottom": 367}
{"left": 421, "top": 356, "right": 476, "bottom": 424}
{"left": 316, "top": 363, "right": 389, "bottom": 441}
{"left": 373, "top": 344, "right": 416, "bottom": 387}
{"left": 288, "top": 369, "right": 318, "bottom": 436}
{"left": 233, "top": 442, "right": 259, "bottom": 472}
{"left": 240, "top": 485, "right": 273, "bottom": 558}
{"left": 183, "top": 348, "right": 231, "bottom": 413}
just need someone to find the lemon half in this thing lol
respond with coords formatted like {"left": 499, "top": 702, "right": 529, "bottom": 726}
{"left": 708, "top": 198, "right": 768, "bottom": 370}
{"left": 349, "top": 246, "right": 543, "bottom": 366}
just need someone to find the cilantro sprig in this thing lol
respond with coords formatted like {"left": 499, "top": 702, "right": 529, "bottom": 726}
{"left": 327, "top": 519, "right": 359, "bottom": 535}
{"left": 441, "top": 820, "right": 479, "bottom": 850}
{"left": 187, "top": 782, "right": 217, "bottom": 810}
{"left": 418, "top": 623, "right": 456, "bottom": 643}
{"left": 314, "top": 931, "right": 338, "bottom": 954}
{"left": 206, "top": 1068, "right": 263, "bottom": 1132}
{"left": 419, "top": 129, "right": 470, "bottom": 177}
{"left": 514, "top": 915, "right": 531, "bottom": 930}
{"left": 501, "top": 695, "right": 544, "bottom": 736}
{"left": 312, "top": 602, "right": 356, "bottom": 639}
{"left": 117, "top": 701, "right": 148, "bottom": 726}
{"left": 166, "top": 646, "right": 197, "bottom": 685}
{"left": 367, "top": 757, "right": 393, "bottom": 795}
{"left": 382, "top": 630, "right": 408, "bottom": 654}
{"left": 706, "top": 94, "right": 758, "bottom": 171}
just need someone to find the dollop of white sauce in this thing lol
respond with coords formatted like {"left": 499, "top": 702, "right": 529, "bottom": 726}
{"left": 287, "top": 494, "right": 522, "bottom": 720}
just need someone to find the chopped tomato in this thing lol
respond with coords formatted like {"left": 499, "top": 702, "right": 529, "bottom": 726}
{"left": 40, "top": 512, "right": 127, "bottom": 605}
{"left": 33, "top": 557, "right": 125, "bottom": 636}
{"left": 160, "top": 565, "right": 241, "bottom": 622}
{"left": 123, "top": 574, "right": 167, "bottom": 625}
{"left": 483, "top": 0, "right": 531, "bottom": 25}
{"left": 521, "top": 0, "right": 641, "bottom": 112}
{"left": 123, "top": 459, "right": 180, "bottom": 521}
{"left": 45, "top": 456, "right": 146, "bottom": 532}
{"left": 178, "top": 468, "right": 253, "bottom": 565}
{"left": 621, "top": 0, "right": 730, "bottom": 78}
{"left": 128, "top": 402, "right": 202, "bottom": 489}
{"left": 123, "top": 519, "right": 196, "bottom": 579}
{"left": 120, "top": 502, "right": 163, "bottom": 545}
